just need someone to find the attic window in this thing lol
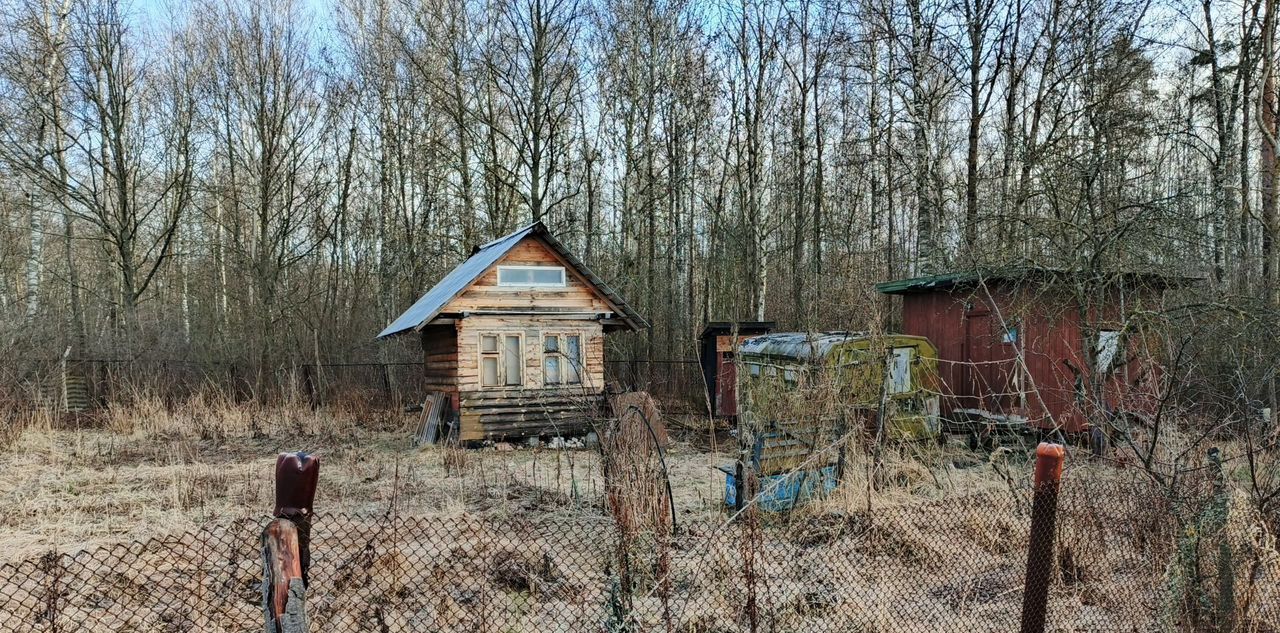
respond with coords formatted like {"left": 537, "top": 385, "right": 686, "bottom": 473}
{"left": 497, "top": 266, "right": 566, "bottom": 287}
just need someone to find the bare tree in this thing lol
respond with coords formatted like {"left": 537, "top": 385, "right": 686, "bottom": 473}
{"left": 485, "top": 0, "right": 584, "bottom": 224}
{"left": 953, "top": 0, "right": 1008, "bottom": 252}
{"left": 197, "top": 0, "right": 333, "bottom": 374}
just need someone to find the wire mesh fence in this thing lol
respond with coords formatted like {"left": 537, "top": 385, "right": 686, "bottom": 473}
{"left": 2, "top": 474, "right": 1276, "bottom": 632}
{"left": 605, "top": 359, "right": 705, "bottom": 411}
{"left": 6, "top": 356, "right": 709, "bottom": 414}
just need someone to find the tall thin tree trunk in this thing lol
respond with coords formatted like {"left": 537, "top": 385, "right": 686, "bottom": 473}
{"left": 24, "top": 193, "right": 42, "bottom": 321}
{"left": 1262, "top": 0, "right": 1279, "bottom": 303}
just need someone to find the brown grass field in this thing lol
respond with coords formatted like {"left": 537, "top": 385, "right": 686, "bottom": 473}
{"left": 2, "top": 397, "right": 1279, "bottom": 632}
{"left": 0, "top": 396, "right": 1026, "bottom": 561}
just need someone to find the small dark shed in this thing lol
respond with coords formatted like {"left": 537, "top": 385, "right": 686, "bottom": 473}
{"left": 698, "top": 321, "right": 775, "bottom": 417}
{"left": 877, "top": 267, "right": 1192, "bottom": 434}
{"left": 378, "top": 222, "right": 648, "bottom": 442}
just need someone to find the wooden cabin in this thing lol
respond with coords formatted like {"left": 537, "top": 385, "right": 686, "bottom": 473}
{"left": 877, "top": 267, "right": 1193, "bottom": 435}
{"left": 378, "top": 222, "right": 648, "bottom": 442}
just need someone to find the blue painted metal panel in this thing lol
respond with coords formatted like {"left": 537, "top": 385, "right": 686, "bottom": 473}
{"left": 722, "top": 465, "right": 839, "bottom": 512}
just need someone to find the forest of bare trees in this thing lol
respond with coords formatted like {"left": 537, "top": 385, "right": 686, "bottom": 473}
{"left": 0, "top": 0, "right": 1276, "bottom": 402}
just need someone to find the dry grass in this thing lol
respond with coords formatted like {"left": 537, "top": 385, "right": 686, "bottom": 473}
{"left": 0, "top": 396, "right": 731, "bottom": 561}
{"left": 5, "top": 396, "right": 1280, "bottom": 631}
{"left": 0, "top": 396, "right": 1078, "bottom": 562}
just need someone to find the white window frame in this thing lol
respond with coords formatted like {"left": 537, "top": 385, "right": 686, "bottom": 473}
{"left": 542, "top": 332, "right": 584, "bottom": 386}
{"left": 479, "top": 332, "right": 524, "bottom": 388}
{"left": 496, "top": 265, "right": 566, "bottom": 288}
{"left": 886, "top": 347, "right": 914, "bottom": 394}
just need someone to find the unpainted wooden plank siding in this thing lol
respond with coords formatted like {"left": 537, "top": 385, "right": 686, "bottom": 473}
{"left": 445, "top": 238, "right": 613, "bottom": 314}
{"left": 454, "top": 315, "right": 605, "bottom": 441}
{"left": 421, "top": 326, "right": 459, "bottom": 400}
{"left": 416, "top": 235, "right": 624, "bottom": 440}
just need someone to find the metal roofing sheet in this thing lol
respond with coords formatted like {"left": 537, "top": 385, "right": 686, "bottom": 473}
{"left": 737, "top": 331, "right": 933, "bottom": 362}
{"left": 876, "top": 265, "right": 1206, "bottom": 295}
{"left": 737, "top": 332, "right": 870, "bottom": 361}
{"left": 698, "top": 321, "right": 776, "bottom": 340}
{"left": 376, "top": 224, "right": 537, "bottom": 338}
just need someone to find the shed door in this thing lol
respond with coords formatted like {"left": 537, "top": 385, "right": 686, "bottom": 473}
{"left": 887, "top": 347, "right": 913, "bottom": 394}
{"left": 966, "top": 314, "right": 995, "bottom": 411}
{"left": 716, "top": 353, "right": 737, "bottom": 417}
{"left": 966, "top": 313, "right": 1018, "bottom": 413}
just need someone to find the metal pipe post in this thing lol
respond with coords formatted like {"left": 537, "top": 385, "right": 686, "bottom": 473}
{"left": 1019, "top": 442, "right": 1065, "bottom": 633}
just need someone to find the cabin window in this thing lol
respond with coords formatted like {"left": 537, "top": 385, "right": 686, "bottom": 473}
{"left": 565, "top": 335, "right": 581, "bottom": 383}
{"left": 1096, "top": 330, "right": 1121, "bottom": 374}
{"left": 497, "top": 265, "right": 566, "bottom": 287}
{"left": 887, "top": 347, "right": 913, "bottom": 394}
{"left": 480, "top": 333, "right": 523, "bottom": 387}
{"left": 748, "top": 363, "right": 761, "bottom": 377}
{"left": 543, "top": 333, "right": 583, "bottom": 385}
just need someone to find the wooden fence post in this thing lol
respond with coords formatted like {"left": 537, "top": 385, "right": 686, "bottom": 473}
{"left": 263, "top": 452, "right": 319, "bottom": 633}
{"left": 1019, "top": 442, "right": 1065, "bottom": 633}
{"left": 301, "top": 365, "right": 319, "bottom": 411}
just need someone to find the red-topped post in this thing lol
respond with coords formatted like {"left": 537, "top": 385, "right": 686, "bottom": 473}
{"left": 1020, "top": 442, "right": 1065, "bottom": 633}
{"left": 263, "top": 452, "right": 319, "bottom": 633}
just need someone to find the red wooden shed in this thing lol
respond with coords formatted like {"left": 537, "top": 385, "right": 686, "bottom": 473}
{"left": 876, "top": 268, "right": 1193, "bottom": 434}
{"left": 698, "top": 321, "right": 775, "bottom": 418}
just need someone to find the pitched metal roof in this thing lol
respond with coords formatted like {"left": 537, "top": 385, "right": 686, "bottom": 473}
{"left": 535, "top": 225, "right": 649, "bottom": 331}
{"left": 697, "top": 321, "right": 776, "bottom": 341}
{"left": 377, "top": 222, "right": 648, "bottom": 338}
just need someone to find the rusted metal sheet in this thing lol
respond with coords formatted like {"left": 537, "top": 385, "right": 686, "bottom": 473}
{"left": 264, "top": 452, "right": 318, "bottom": 633}
{"left": 716, "top": 359, "right": 737, "bottom": 417}
{"left": 274, "top": 453, "right": 319, "bottom": 519}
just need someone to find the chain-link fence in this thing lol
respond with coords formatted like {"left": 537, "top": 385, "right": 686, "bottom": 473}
{"left": 2, "top": 473, "right": 1277, "bottom": 632}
